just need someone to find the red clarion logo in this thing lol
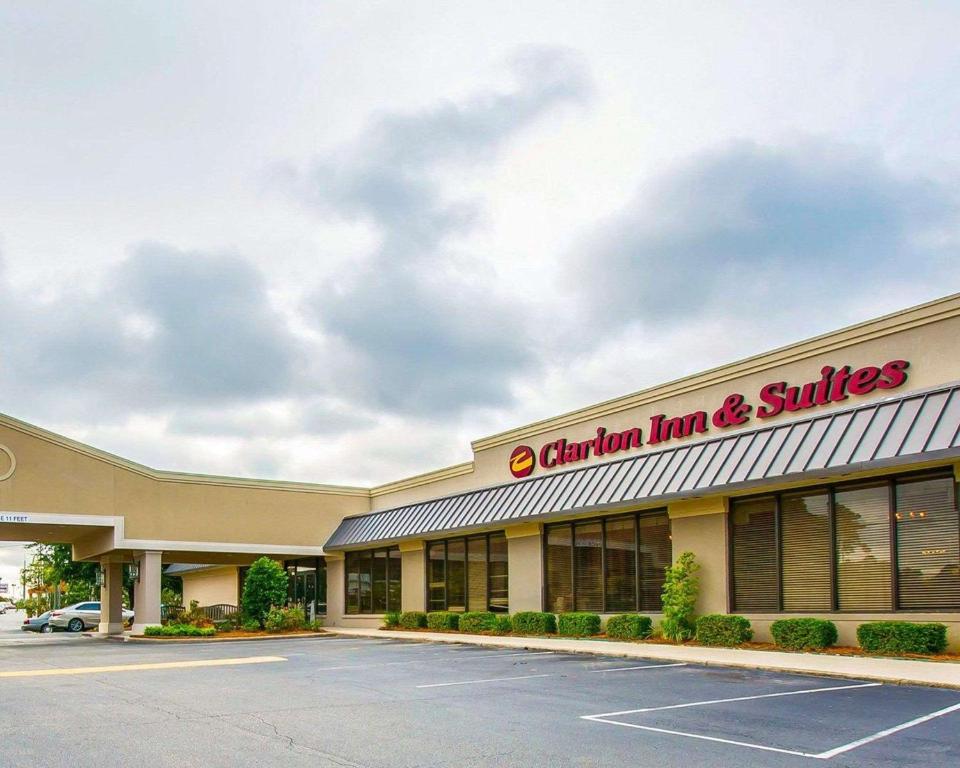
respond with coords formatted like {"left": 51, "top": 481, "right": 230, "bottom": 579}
{"left": 509, "top": 445, "right": 535, "bottom": 478}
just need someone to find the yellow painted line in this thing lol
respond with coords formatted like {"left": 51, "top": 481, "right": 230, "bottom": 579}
{"left": 0, "top": 655, "right": 287, "bottom": 678}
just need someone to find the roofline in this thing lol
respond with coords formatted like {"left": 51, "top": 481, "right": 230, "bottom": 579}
{"left": 0, "top": 411, "right": 370, "bottom": 497}
{"left": 324, "top": 378, "right": 960, "bottom": 548}
{"left": 470, "top": 291, "right": 960, "bottom": 452}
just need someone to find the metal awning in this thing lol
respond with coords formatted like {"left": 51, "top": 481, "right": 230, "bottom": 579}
{"left": 325, "top": 382, "right": 960, "bottom": 549}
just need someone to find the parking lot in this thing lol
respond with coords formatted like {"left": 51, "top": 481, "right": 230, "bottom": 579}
{"left": 0, "top": 633, "right": 958, "bottom": 767}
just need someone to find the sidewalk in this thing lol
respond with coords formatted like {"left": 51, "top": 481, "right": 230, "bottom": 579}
{"left": 326, "top": 627, "right": 960, "bottom": 689}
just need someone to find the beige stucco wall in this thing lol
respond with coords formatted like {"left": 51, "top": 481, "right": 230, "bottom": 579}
{"left": 668, "top": 499, "right": 730, "bottom": 615}
{"left": 507, "top": 526, "right": 543, "bottom": 613}
{"left": 399, "top": 543, "right": 426, "bottom": 614}
{"left": 181, "top": 566, "right": 239, "bottom": 607}
{"left": 0, "top": 416, "right": 370, "bottom": 558}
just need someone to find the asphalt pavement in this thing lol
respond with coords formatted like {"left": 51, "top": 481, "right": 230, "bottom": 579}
{"left": 0, "top": 632, "right": 957, "bottom": 767}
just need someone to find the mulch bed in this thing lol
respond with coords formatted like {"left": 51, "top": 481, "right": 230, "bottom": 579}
{"left": 380, "top": 627, "right": 960, "bottom": 662}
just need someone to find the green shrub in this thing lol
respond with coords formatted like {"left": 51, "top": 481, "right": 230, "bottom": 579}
{"left": 558, "top": 612, "right": 602, "bottom": 637}
{"left": 383, "top": 610, "right": 401, "bottom": 628}
{"left": 241, "top": 557, "right": 289, "bottom": 629}
{"left": 459, "top": 612, "right": 497, "bottom": 633}
{"left": 605, "top": 614, "right": 653, "bottom": 640}
{"left": 511, "top": 611, "right": 557, "bottom": 635}
{"left": 426, "top": 611, "right": 460, "bottom": 631}
{"left": 143, "top": 623, "right": 215, "bottom": 637}
{"left": 661, "top": 551, "right": 700, "bottom": 641}
{"left": 241, "top": 617, "right": 261, "bottom": 632}
{"left": 493, "top": 615, "right": 513, "bottom": 635}
{"left": 857, "top": 621, "right": 948, "bottom": 655}
{"left": 399, "top": 611, "right": 427, "bottom": 629}
{"left": 695, "top": 614, "right": 753, "bottom": 646}
{"left": 306, "top": 620, "right": 325, "bottom": 632}
{"left": 771, "top": 618, "right": 838, "bottom": 650}
{"left": 264, "top": 605, "right": 306, "bottom": 632}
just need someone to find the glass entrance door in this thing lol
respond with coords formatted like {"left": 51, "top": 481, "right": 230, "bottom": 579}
{"left": 286, "top": 558, "right": 327, "bottom": 621}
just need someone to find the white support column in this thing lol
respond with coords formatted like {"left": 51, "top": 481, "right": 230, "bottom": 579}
{"left": 98, "top": 559, "right": 125, "bottom": 635}
{"left": 131, "top": 550, "right": 163, "bottom": 635}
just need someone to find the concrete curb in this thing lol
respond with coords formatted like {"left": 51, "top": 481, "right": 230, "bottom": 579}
{"left": 325, "top": 627, "right": 960, "bottom": 689}
{"left": 125, "top": 632, "right": 331, "bottom": 644}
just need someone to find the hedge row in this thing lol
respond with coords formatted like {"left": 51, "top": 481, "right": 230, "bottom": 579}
{"left": 771, "top": 618, "right": 838, "bottom": 650}
{"left": 426, "top": 611, "right": 460, "bottom": 631}
{"left": 857, "top": 621, "right": 948, "bottom": 654}
{"left": 386, "top": 612, "right": 950, "bottom": 655}
{"left": 144, "top": 624, "right": 216, "bottom": 637}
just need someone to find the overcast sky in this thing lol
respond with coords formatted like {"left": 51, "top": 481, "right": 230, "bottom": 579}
{"left": 2, "top": 2, "right": 959, "bottom": 586}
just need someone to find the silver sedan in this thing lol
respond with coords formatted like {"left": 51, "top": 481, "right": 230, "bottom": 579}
{"left": 49, "top": 602, "right": 134, "bottom": 632}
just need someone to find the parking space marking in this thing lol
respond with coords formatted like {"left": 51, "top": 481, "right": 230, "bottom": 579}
{"left": 588, "top": 663, "right": 688, "bottom": 673}
{"left": 583, "top": 717, "right": 817, "bottom": 758}
{"left": 584, "top": 681, "right": 880, "bottom": 718}
{"left": 579, "top": 681, "right": 960, "bottom": 760}
{"left": 463, "top": 651, "right": 555, "bottom": 659}
{"left": 417, "top": 673, "right": 551, "bottom": 688}
{"left": 814, "top": 700, "right": 960, "bottom": 759}
{"left": 0, "top": 655, "right": 287, "bottom": 678}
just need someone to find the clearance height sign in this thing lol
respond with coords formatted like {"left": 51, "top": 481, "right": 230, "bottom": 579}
{"left": 508, "top": 360, "right": 910, "bottom": 479}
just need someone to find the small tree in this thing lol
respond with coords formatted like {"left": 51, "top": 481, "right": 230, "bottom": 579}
{"left": 241, "top": 557, "right": 288, "bottom": 629}
{"left": 660, "top": 551, "right": 700, "bottom": 642}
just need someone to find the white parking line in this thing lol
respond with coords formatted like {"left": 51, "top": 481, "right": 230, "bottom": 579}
{"left": 589, "top": 663, "right": 687, "bottom": 673}
{"left": 580, "top": 681, "right": 960, "bottom": 760}
{"left": 417, "top": 673, "right": 552, "bottom": 688}
{"left": 814, "top": 700, "right": 960, "bottom": 759}
{"left": 584, "top": 681, "right": 881, "bottom": 718}
{"left": 463, "top": 651, "right": 555, "bottom": 659}
{"left": 583, "top": 718, "right": 816, "bottom": 758}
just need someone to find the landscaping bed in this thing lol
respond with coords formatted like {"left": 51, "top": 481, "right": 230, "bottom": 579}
{"left": 381, "top": 626, "right": 960, "bottom": 662}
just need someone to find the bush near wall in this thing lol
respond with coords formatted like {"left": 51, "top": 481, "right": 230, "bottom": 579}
{"left": 770, "top": 618, "right": 838, "bottom": 650}
{"left": 399, "top": 611, "right": 427, "bottom": 629}
{"left": 144, "top": 624, "right": 216, "bottom": 637}
{"left": 605, "top": 614, "right": 653, "bottom": 640}
{"left": 382, "top": 611, "right": 401, "bottom": 628}
{"left": 558, "top": 612, "right": 602, "bottom": 637}
{"left": 857, "top": 621, "right": 948, "bottom": 655}
{"left": 459, "top": 612, "right": 497, "bottom": 633}
{"left": 426, "top": 611, "right": 460, "bottom": 631}
{"left": 493, "top": 615, "right": 512, "bottom": 635}
{"left": 695, "top": 615, "right": 753, "bottom": 646}
{"left": 511, "top": 611, "right": 557, "bottom": 635}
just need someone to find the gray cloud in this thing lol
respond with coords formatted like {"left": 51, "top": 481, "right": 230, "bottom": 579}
{"left": 291, "top": 47, "right": 591, "bottom": 414}
{"left": 114, "top": 243, "right": 296, "bottom": 402}
{"left": 0, "top": 243, "right": 300, "bottom": 422}
{"left": 570, "top": 141, "right": 959, "bottom": 328}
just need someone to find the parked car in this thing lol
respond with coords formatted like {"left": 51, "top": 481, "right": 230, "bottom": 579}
{"left": 21, "top": 611, "right": 53, "bottom": 633}
{"left": 0, "top": 600, "right": 16, "bottom": 614}
{"left": 49, "top": 602, "right": 134, "bottom": 632}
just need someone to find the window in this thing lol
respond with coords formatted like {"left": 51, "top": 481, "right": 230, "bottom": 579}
{"left": 731, "top": 497, "right": 779, "bottom": 612}
{"left": 574, "top": 522, "right": 603, "bottom": 611}
{"left": 730, "top": 472, "right": 960, "bottom": 613}
{"left": 836, "top": 484, "right": 891, "bottom": 611}
{"left": 425, "top": 532, "right": 509, "bottom": 613}
{"left": 345, "top": 547, "right": 401, "bottom": 614}
{"left": 544, "top": 511, "right": 671, "bottom": 613}
{"left": 896, "top": 476, "right": 960, "bottom": 609}
{"left": 604, "top": 517, "right": 636, "bottom": 612}
{"left": 545, "top": 525, "right": 573, "bottom": 613}
{"left": 781, "top": 491, "right": 832, "bottom": 610}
